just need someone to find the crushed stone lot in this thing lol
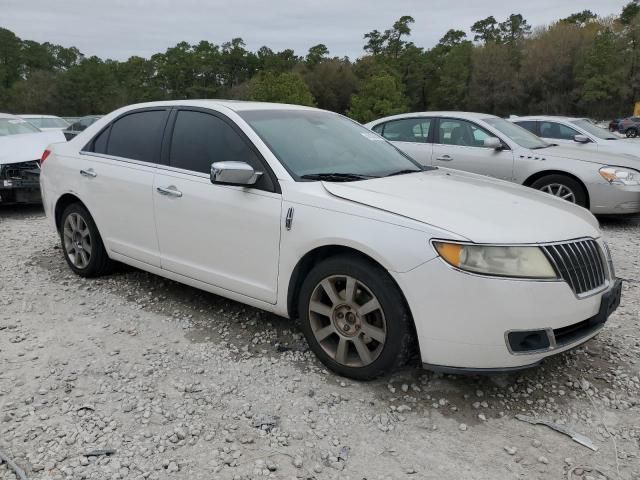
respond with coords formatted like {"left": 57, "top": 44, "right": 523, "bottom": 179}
{"left": 1, "top": 205, "right": 639, "bottom": 480}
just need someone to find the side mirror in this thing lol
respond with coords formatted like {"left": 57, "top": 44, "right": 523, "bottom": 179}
{"left": 483, "top": 137, "right": 502, "bottom": 149}
{"left": 210, "top": 161, "right": 262, "bottom": 186}
{"left": 574, "top": 134, "right": 590, "bottom": 144}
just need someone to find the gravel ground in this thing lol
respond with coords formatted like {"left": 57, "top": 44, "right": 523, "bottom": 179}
{"left": 1, "top": 205, "right": 639, "bottom": 480}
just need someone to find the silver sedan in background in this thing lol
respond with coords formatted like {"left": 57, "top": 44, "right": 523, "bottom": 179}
{"left": 365, "top": 112, "right": 640, "bottom": 215}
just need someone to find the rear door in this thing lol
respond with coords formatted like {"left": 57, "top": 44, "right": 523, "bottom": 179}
{"left": 152, "top": 108, "right": 282, "bottom": 304}
{"left": 373, "top": 117, "right": 433, "bottom": 166}
{"left": 431, "top": 117, "right": 514, "bottom": 180}
{"left": 78, "top": 108, "right": 169, "bottom": 266}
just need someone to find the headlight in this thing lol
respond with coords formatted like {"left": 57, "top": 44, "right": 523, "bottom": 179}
{"left": 433, "top": 242, "right": 557, "bottom": 279}
{"left": 599, "top": 167, "right": 640, "bottom": 186}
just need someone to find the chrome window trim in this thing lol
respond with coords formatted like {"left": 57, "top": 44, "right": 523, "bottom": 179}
{"left": 79, "top": 151, "right": 159, "bottom": 169}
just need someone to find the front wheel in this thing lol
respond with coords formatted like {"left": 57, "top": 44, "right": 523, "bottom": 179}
{"left": 298, "top": 255, "right": 415, "bottom": 380}
{"left": 531, "top": 174, "right": 588, "bottom": 208}
{"left": 60, "top": 203, "right": 113, "bottom": 277}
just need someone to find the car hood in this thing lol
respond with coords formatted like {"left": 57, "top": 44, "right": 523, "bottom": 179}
{"left": 542, "top": 144, "right": 640, "bottom": 168}
{"left": 322, "top": 169, "right": 600, "bottom": 244}
{"left": 0, "top": 131, "right": 65, "bottom": 165}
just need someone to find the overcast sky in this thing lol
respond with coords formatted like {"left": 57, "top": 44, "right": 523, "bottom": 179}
{"left": 1, "top": 0, "right": 631, "bottom": 61}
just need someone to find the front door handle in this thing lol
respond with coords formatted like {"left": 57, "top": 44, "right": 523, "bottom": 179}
{"left": 80, "top": 168, "right": 97, "bottom": 178}
{"left": 436, "top": 155, "right": 453, "bottom": 162}
{"left": 156, "top": 186, "right": 183, "bottom": 198}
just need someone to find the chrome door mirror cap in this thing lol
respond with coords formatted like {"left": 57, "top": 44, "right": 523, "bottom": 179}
{"left": 210, "top": 161, "right": 262, "bottom": 186}
{"left": 574, "top": 134, "right": 590, "bottom": 144}
{"left": 484, "top": 137, "right": 502, "bottom": 149}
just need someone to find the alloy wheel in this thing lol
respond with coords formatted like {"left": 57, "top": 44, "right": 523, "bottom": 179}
{"left": 63, "top": 213, "right": 92, "bottom": 269}
{"left": 539, "top": 183, "right": 576, "bottom": 203}
{"left": 308, "top": 275, "right": 387, "bottom": 367}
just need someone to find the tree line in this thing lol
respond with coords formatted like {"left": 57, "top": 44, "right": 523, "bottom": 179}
{"left": 1, "top": 1, "right": 640, "bottom": 123}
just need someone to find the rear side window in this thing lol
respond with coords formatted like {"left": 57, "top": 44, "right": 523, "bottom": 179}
{"left": 169, "top": 110, "right": 273, "bottom": 190}
{"left": 105, "top": 110, "right": 167, "bottom": 162}
{"left": 379, "top": 118, "right": 431, "bottom": 143}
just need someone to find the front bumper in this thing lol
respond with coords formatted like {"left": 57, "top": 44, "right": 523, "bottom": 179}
{"left": 0, "top": 161, "right": 42, "bottom": 204}
{"left": 394, "top": 246, "right": 620, "bottom": 370}
{"left": 589, "top": 182, "right": 640, "bottom": 215}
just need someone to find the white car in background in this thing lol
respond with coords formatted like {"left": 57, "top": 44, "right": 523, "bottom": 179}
{"left": 511, "top": 115, "right": 639, "bottom": 158}
{"left": 40, "top": 100, "right": 621, "bottom": 379}
{"left": 366, "top": 112, "right": 640, "bottom": 215}
{"left": 0, "top": 113, "right": 65, "bottom": 203}
{"left": 20, "top": 114, "right": 69, "bottom": 132}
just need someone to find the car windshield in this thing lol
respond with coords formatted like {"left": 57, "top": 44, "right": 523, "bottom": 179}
{"left": 238, "top": 109, "right": 424, "bottom": 180}
{"left": 26, "top": 117, "right": 69, "bottom": 128}
{"left": 485, "top": 117, "right": 550, "bottom": 149}
{"left": 0, "top": 118, "right": 41, "bottom": 136}
{"left": 571, "top": 119, "right": 618, "bottom": 140}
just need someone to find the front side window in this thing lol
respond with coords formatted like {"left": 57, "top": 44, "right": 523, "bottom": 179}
{"left": 0, "top": 118, "right": 40, "bottom": 136}
{"left": 437, "top": 119, "right": 494, "bottom": 148}
{"left": 379, "top": 118, "right": 431, "bottom": 143}
{"left": 539, "top": 121, "right": 579, "bottom": 140}
{"left": 105, "top": 110, "right": 167, "bottom": 162}
{"left": 514, "top": 121, "right": 537, "bottom": 134}
{"left": 169, "top": 110, "right": 274, "bottom": 190}
{"left": 238, "top": 109, "right": 422, "bottom": 180}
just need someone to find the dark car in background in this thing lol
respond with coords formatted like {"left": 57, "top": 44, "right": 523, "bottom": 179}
{"left": 63, "top": 115, "right": 102, "bottom": 140}
{"left": 617, "top": 117, "right": 640, "bottom": 137}
{"left": 609, "top": 118, "right": 622, "bottom": 132}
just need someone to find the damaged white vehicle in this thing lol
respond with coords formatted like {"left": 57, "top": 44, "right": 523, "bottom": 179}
{"left": 0, "top": 113, "right": 65, "bottom": 204}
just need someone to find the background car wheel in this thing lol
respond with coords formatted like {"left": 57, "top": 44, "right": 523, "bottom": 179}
{"left": 626, "top": 128, "right": 637, "bottom": 138}
{"left": 60, "top": 203, "right": 113, "bottom": 277}
{"left": 298, "top": 254, "right": 415, "bottom": 380}
{"left": 531, "top": 174, "right": 588, "bottom": 208}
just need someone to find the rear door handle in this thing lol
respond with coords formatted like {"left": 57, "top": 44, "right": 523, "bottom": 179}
{"left": 80, "top": 168, "right": 97, "bottom": 178}
{"left": 156, "top": 186, "right": 183, "bottom": 198}
{"left": 436, "top": 155, "right": 453, "bottom": 162}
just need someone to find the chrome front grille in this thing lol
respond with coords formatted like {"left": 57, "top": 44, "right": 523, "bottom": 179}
{"left": 542, "top": 239, "right": 606, "bottom": 295}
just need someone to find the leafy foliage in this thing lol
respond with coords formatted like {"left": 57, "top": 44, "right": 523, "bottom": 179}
{"left": 0, "top": 4, "right": 638, "bottom": 120}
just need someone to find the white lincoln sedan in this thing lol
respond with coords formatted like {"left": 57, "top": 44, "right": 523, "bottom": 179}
{"left": 40, "top": 101, "right": 622, "bottom": 379}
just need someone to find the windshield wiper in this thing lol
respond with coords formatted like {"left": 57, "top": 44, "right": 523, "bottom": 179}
{"left": 386, "top": 168, "right": 423, "bottom": 177}
{"left": 300, "top": 172, "right": 375, "bottom": 182}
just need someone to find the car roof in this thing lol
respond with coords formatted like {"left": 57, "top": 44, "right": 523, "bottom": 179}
{"left": 365, "top": 111, "right": 501, "bottom": 126}
{"left": 19, "top": 114, "right": 65, "bottom": 119}
{"left": 511, "top": 115, "right": 588, "bottom": 122}
{"left": 113, "top": 99, "right": 321, "bottom": 113}
{"left": 0, "top": 113, "right": 21, "bottom": 120}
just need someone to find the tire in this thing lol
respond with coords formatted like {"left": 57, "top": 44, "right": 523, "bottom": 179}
{"left": 297, "top": 254, "right": 415, "bottom": 380}
{"left": 626, "top": 128, "right": 637, "bottom": 138}
{"left": 531, "top": 174, "right": 588, "bottom": 208}
{"left": 59, "top": 203, "right": 113, "bottom": 277}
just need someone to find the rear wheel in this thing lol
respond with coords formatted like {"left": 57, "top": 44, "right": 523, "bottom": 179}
{"left": 531, "top": 174, "right": 588, "bottom": 208}
{"left": 298, "top": 255, "right": 415, "bottom": 380}
{"left": 626, "top": 128, "right": 637, "bottom": 138}
{"left": 60, "top": 203, "right": 113, "bottom": 277}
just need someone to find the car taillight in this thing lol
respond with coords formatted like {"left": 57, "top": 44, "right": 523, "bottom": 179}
{"left": 40, "top": 149, "right": 51, "bottom": 166}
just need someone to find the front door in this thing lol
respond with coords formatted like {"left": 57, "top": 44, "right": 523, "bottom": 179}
{"left": 431, "top": 118, "right": 514, "bottom": 181}
{"left": 152, "top": 108, "right": 282, "bottom": 304}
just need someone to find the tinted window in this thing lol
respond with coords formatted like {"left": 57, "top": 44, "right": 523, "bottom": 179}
{"left": 169, "top": 110, "right": 263, "bottom": 173}
{"left": 371, "top": 123, "right": 384, "bottom": 134}
{"left": 93, "top": 127, "right": 109, "bottom": 153}
{"left": 106, "top": 110, "right": 167, "bottom": 162}
{"left": 380, "top": 118, "right": 431, "bottom": 143}
{"left": 437, "top": 119, "right": 495, "bottom": 147}
{"left": 539, "top": 121, "right": 579, "bottom": 140}
{"left": 515, "top": 121, "right": 537, "bottom": 134}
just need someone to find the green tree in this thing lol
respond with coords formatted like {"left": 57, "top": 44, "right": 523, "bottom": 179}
{"left": 0, "top": 28, "right": 22, "bottom": 89}
{"left": 560, "top": 10, "right": 597, "bottom": 26}
{"left": 304, "top": 59, "right": 356, "bottom": 113}
{"left": 471, "top": 16, "right": 501, "bottom": 43}
{"left": 248, "top": 71, "right": 315, "bottom": 106}
{"left": 499, "top": 14, "right": 531, "bottom": 43}
{"left": 621, "top": 1, "right": 640, "bottom": 25}
{"left": 347, "top": 72, "right": 407, "bottom": 123}
{"left": 306, "top": 44, "right": 329, "bottom": 66}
